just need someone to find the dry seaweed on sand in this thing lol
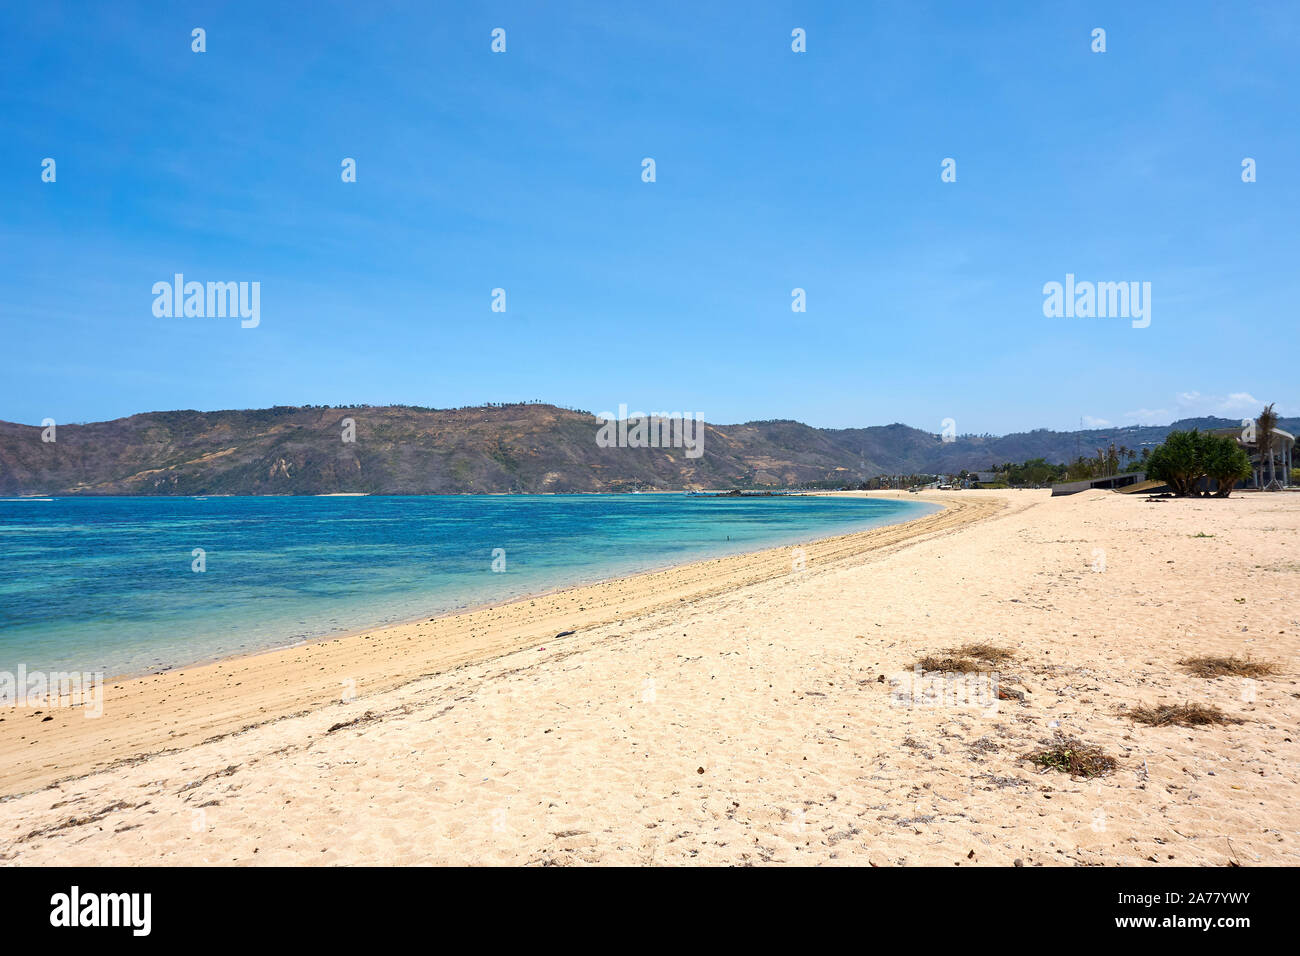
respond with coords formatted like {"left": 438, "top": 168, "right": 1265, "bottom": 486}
{"left": 1178, "top": 656, "right": 1277, "bottom": 679}
{"left": 1022, "top": 737, "right": 1116, "bottom": 778}
{"left": 1128, "top": 703, "right": 1239, "bottom": 727}
{"left": 916, "top": 643, "right": 1015, "bottom": 673}
{"left": 946, "top": 643, "right": 1015, "bottom": 664}
{"left": 916, "top": 655, "right": 977, "bottom": 673}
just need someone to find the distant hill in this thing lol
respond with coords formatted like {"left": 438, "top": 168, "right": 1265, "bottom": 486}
{"left": 0, "top": 405, "right": 1294, "bottom": 495}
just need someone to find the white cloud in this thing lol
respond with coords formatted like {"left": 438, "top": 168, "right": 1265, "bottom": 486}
{"left": 1158, "top": 391, "right": 1284, "bottom": 419}
{"left": 1122, "top": 408, "right": 1170, "bottom": 423}
{"left": 1096, "top": 393, "right": 1288, "bottom": 431}
{"left": 1218, "top": 392, "right": 1262, "bottom": 413}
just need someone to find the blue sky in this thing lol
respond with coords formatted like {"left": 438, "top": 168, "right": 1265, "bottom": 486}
{"left": 1, "top": 1, "right": 1296, "bottom": 434}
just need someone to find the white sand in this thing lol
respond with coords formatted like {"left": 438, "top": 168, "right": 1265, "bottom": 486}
{"left": 1, "top": 489, "right": 1296, "bottom": 866}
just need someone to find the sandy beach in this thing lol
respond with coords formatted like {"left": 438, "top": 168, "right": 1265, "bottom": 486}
{"left": 2, "top": 488, "right": 1296, "bottom": 866}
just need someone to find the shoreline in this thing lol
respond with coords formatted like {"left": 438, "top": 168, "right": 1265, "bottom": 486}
{"left": 0, "top": 491, "right": 993, "bottom": 799}
{"left": 3, "top": 487, "right": 1296, "bottom": 866}
{"left": 15, "top": 495, "right": 942, "bottom": 684}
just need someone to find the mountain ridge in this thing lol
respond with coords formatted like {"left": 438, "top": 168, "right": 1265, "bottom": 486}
{"left": 1, "top": 404, "right": 1293, "bottom": 495}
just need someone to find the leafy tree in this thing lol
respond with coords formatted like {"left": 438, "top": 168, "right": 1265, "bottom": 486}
{"left": 1066, "top": 455, "right": 1098, "bottom": 480}
{"left": 1203, "top": 434, "right": 1252, "bottom": 497}
{"left": 1146, "top": 429, "right": 1250, "bottom": 498}
{"left": 1146, "top": 430, "right": 1205, "bottom": 497}
{"left": 984, "top": 458, "right": 1070, "bottom": 486}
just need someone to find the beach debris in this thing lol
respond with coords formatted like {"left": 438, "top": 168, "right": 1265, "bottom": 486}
{"left": 1127, "top": 703, "right": 1240, "bottom": 727}
{"left": 917, "top": 644, "right": 1015, "bottom": 674}
{"left": 1178, "top": 656, "right": 1277, "bottom": 678}
{"left": 1226, "top": 838, "right": 1242, "bottom": 867}
{"left": 1022, "top": 736, "right": 1117, "bottom": 778}
{"left": 555, "top": 630, "right": 576, "bottom": 639}
{"left": 176, "top": 764, "right": 240, "bottom": 793}
{"left": 975, "top": 772, "right": 1027, "bottom": 790}
{"left": 917, "top": 655, "right": 977, "bottom": 673}
{"left": 16, "top": 800, "right": 148, "bottom": 844}
{"left": 947, "top": 643, "right": 1015, "bottom": 664}
{"left": 326, "top": 711, "right": 377, "bottom": 733}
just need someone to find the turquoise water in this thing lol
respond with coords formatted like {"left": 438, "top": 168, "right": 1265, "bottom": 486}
{"left": 0, "top": 494, "right": 937, "bottom": 677}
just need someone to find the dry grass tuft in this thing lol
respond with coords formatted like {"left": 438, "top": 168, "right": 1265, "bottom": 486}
{"left": 1178, "top": 656, "right": 1277, "bottom": 679}
{"left": 947, "top": 643, "right": 1015, "bottom": 664}
{"left": 1022, "top": 737, "right": 1116, "bottom": 778}
{"left": 916, "top": 655, "right": 977, "bottom": 673}
{"left": 916, "top": 643, "right": 1014, "bottom": 673}
{"left": 1128, "top": 703, "right": 1239, "bottom": 727}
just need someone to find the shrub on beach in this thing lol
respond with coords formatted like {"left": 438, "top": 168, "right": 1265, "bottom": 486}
{"left": 1022, "top": 737, "right": 1116, "bottom": 777}
{"left": 1146, "top": 429, "right": 1251, "bottom": 498}
{"left": 1127, "top": 702, "right": 1239, "bottom": 727}
{"left": 1178, "top": 655, "right": 1277, "bottom": 678}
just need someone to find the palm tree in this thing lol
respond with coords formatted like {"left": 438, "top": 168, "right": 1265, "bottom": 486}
{"left": 1258, "top": 403, "right": 1280, "bottom": 490}
{"left": 1102, "top": 442, "right": 1121, "bottom": 477}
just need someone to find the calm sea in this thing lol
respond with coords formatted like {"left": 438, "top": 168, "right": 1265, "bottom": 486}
{"left": 0, "top": 494, "right": 937, "bottom": 677}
